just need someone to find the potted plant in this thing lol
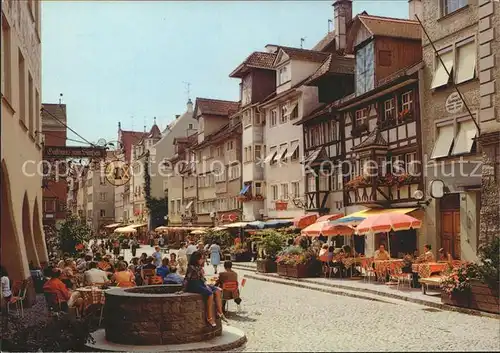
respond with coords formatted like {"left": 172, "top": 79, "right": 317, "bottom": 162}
{"left": 470, "top": 237, "right": 499, "bottom": 314}
{"left": 440, "top": 262, "right": 477, "bottom": 308}
{"left": 276, "top": 246, "right": 318, "bottom": 278}
{"left": 256, "top": 230, "right": 285, "bottom": 273}
{"left": 230, "top": 243, "right": 251, "bottom": 262}
{"left": 344, "top": 175, "right": 371, "bottom": 190}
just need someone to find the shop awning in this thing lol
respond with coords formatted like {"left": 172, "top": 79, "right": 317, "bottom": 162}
{"left": 185, "top": 201, "right": 193, "bottom": 210}
{"left": 284, "top": 141, "right": 299, "bottom": 159}
{"left": 263, "top": 149, "right": 278, "bottom": 163}
{"left": 104, "top": 223, "right": 121, "bottom": 228}
{"left": 222, "top": 222, "right": 248, "bottom": 228}
{"left": 264, "top": 219, "right": 294, "bottom": 228}
{"left": 274, "top": 145, "right": 288, "bottom": 163}
{"left": 128, "top": 223, "right": 148, "bottom": 229}
{"left": 293, "top": 214, "right": 318, "bottom": 229}
{"left": 239, "top": 184, "right": 250, "bottom": 195}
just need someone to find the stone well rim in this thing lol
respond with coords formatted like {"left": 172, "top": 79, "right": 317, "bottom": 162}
{"left": 104, "top": 284, "right": 194, "bottom": 298}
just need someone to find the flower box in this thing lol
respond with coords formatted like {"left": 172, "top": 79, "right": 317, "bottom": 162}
{"left": 257, "top": 259, "right": 277, "bottom": 273}
{"left": 277, "top": 263, "right": 288, "bottom": 276}
{"left": 286, "top": 263, "right": 310, "bottom": 278}
{"left": 440, "top": 291, "right": 471, "bottom": 308}
{"left": 231, "top": 252, "right": 252, "bottom": 262}
{"left": 275, "top": 201, "right": 288, "bottom": 211}
{"left": 351, "top": 123, "right": 369, "bottom": 137}
{"left": 469, "top": 280, "right": 499, "bottom": 314}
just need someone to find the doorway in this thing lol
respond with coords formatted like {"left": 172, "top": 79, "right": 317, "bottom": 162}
{"left": 440, "top": 194, "right": 461, "bottom": 260}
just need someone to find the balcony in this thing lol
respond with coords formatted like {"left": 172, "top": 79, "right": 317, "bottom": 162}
{"left": 344, "top": 174, "right": 421, "bottom": 206}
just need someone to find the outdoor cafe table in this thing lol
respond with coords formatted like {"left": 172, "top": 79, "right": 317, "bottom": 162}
{"left": 411, "top": 262, "right": 449, "bottom": 279}
{"left": 341, "top": 257, "right": 364, "bottom": 277}
{"left": 76, "top": 286, "right": 107, "bottom": 308}
{"left": 373, "top": 259, "right": 404, "bottom": 282}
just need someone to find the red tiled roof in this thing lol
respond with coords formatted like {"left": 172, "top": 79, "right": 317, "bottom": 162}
{"left": 358, "top": 14, "right": 421, "bottom": 41}
{"left": 276, "top": 46, "right": 330, "bottom": 65}
{"left": 120, "top": 130, "right": 147, "bottom": 162}
{"left": 312, "top": 31, "right": 336, "bottom": 52}
{"left": 195, "top": 98, "right": 240, "bottom": 117}
{"left": 229, "top": 51, "right": 277, "bottom": 78}
{"left": 305, "top": 54, "right": 354, "bottom": 85}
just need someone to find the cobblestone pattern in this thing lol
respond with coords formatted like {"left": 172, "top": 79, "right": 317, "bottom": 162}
{"left": 203, "top": 266, "right": 500, "bottom": 352}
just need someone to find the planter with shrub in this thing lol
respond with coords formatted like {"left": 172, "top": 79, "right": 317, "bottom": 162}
{"left": 256, "top": 230, "right": 286, "bottom": 273}
{"left": 230, "top": 243, "right": 252, "bottom": 262}
{"left": 276, "top": 246, "right": 318, "bottom": 278}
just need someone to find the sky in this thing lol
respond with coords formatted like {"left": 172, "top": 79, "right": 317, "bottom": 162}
{"left": 41, "top": 1, "right": 408, "bottom": 146}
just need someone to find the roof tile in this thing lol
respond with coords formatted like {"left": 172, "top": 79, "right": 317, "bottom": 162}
{"left": 278, "top": 46, "right": 330, "bottom": 64}
{"left": 195, "top": 98, "right": 240, "bottom": 117}
{"left": 358, "top": 15, "right": 421, "bottom": 41}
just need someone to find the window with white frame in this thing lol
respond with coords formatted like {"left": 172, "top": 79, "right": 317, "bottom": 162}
{"left": 307, "top": 174, "right": 316, "bottom": 193}
{"left": 278, "top": 65, "right": 289, "bottom": 85}
{"left": 355, "top": 108, "right": 368, "bottom": 126}
{"left": 441, "top": 0, "right": 467, "bottom": 16}
{"left": 176, "top": 199, "right": 181, "bottom": 214}
{"left": 319, "top": 173, "right": 329, "bottom": 191}
{"left": 267, "top": 146, "right": 278, "bottom": 166}
{"left": 384, "top": 98, "right": 395, "bottom": 121}
{"left": 291, "top": 182, "right": 300, "bottom": 199}
{"left": 286, "top": 140, "right": 299, "bottom": 161}
{"left": 254, "top": 112, "right": 261, "bottom": 125}
{"left": 99, "top": 192, "right": 106, "bottom": 201}
{"left": 401, "top": 91, "right": 413, "bottom": 112}
{"left": 271, "top": 185, "right": 278, "bottom": 201}
{"left": 329, "top": 120, "right": 337, "bottom": 141}
{"left": 431, "top": 38, "right": 476, "bottom": 89}
{"left": 270, "top": 109, "right": 278, "bottom": 127}
{"left": 355, "top": 41, "right": 375, "bottom": 95}
{"left": 280, "top": 105, "right": 288, "bottom": 124}
{"left": 100, "top": 209, "right": 106, "bottom": 218}
{"left": 254, "top": 145, "right": 262, "bottom": 161}
{"left": 170, "top": 200, "right": 175, "bottom": 214}
{"left": 216, "top": 146, "right": 223, "bottom": 157}
{"left": 289, "top": 102, "right": 299, "bottom": 120}
{"left": 188, "top": 123, "right": 193, "bottom": 130}
{"left": 281, "top": 183, "right": 289, "bottom": 200}
{"left": 226, "top": 140, "right": 234, "bottom": 151}
{"left": 214, "top": 167, "right": 225, "bottom": 182}
{"left": 405, "top": 152, "right": 418, "bottom": 175}
{"left": 243, "top": 110, "right": 252, "bottom": 127}
{"left": 254, "top": 182, "right": 262, "bottom": 196}
{"left": 229, "top": 165, "right": 241, "bottom": 180}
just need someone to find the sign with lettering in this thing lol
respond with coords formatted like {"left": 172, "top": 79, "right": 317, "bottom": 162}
{"left": 104, "top": 160, "right": 131, "bottom": 186}
{"left": 43, "top": 146, "right": 107, "bottom": 159}
{"left": 445, "top": 92, "right": 464, "bottom": 114}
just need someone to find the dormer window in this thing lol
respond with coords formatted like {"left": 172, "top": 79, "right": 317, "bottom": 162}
{"left": 278, "top": 65, "right": 289, "bottom": 85}
{"left": 355, "top": 41, "right": 375, "bottom": 95}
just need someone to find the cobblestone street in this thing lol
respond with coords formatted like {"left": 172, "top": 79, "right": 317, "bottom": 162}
{"left": 207, "top": 268, "right": 499, "bottom": 352}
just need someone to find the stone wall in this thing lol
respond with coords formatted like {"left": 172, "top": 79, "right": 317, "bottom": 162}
{"left": 104, "top": 286, "right": 222, "bottom": 345}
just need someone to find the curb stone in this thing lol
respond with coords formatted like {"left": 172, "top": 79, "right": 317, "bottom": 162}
{"left": 236, "top": 267, "right": 500, "bottom": 320}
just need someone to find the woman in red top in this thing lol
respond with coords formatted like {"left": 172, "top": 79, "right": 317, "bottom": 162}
{"left": 43, "top": 267, "right": 71, "bottom": 311}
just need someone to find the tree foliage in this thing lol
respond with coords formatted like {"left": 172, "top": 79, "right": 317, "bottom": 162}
{"left": 143, "top": 151, "right": 167, "bottom": 228}
{"left": 58, "top": 214, "right": 93, "bottom": 255}
{"left": 258, "top": 230, "right": 287, "bottom": 259}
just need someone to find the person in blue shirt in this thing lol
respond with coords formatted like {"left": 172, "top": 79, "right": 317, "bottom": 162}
{"left": 164, "top": 266, "right": 183, "bottom": 284}
{"left": 156, "top": 257, "right": 170, "bottom": 280}
{"left": 152, "top": 246, "right": 162, "bottom": 267}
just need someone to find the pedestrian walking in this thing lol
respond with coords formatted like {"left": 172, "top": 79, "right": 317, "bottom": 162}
{"left": 209, "top": 242, "right": 222, "bottom": 274}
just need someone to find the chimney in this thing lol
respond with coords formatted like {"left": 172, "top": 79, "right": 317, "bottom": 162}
{"left": 175, "top": 115, "right": 180, "bottom": 120}
{"left": 265, "top": 44, "right": 278, "bottom": 53}
{"left": 333, "top": 0, "right": 352, "bottom": 51}
{"left": 408, "top": 0, "right": 422, "bottom": 20}
{"left": 118, "top": 122, "right": 121, "bottom": 131}
{"left": 186, "top": 98, "right": 193, "bottom": 113}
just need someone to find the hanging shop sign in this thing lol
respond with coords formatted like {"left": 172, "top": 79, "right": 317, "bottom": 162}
{"left": 43, "top": 146, "right": 107, "bottom": 159}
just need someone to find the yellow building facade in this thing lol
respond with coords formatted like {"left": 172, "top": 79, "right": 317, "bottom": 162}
{"left": 1, "top": 0, "right": 47, "bottom": 304}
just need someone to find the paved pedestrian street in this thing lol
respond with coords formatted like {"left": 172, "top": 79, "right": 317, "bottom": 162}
{"left": 201, "top": 269, "right": 499, "bottom": 352}
{"left": 124, "top": 245, "right": 500, "bottom": 352}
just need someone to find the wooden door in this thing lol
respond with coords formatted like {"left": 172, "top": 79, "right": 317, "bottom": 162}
{"left": 440, "top": 211, "right": 461, "bottom": 260}
{"left": 453, "top": 211, "right": 461, "bottom": 260}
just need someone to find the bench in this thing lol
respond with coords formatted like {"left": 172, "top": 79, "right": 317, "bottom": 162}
{"left": 419, "top": 276, "right": 443, "bottom": 295}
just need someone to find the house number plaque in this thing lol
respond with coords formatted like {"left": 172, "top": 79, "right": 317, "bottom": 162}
{"left": 445, "top": 92, "right": 464, "bottom": 114}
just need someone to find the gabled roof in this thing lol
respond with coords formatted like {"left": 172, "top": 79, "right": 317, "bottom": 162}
{"left": 273, "top": 46, "right": 330, "bottom": 67}
{"left": 229, "top": 51, "right": 277, "bottom": 78}
{"left": 194, "top": 98, "right": 240, "bottom": 117}
{"left": 312, "top": 31, "right": 336, "bottom": 52}
{"left": 352, "top": 127, "right": 388, "bottom": 152}
{"left": 357, "top": 14, "right": 421, "bottom": 41}
{"left": 147, "top": 123, "right": 161, "bottom": 139}
{"left": 120, "top": 130, "right": 148, "bottom": 162}
{"left": 190, "top": 121, "right": 241, "bottom": 151}
{"left": 305, "top": 53, "right": 355, "bottom": 85}
{"left": 259, "top": 76, "right": 310, "bottom": 106}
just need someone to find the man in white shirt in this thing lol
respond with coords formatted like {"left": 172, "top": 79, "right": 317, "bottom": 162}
{"left": 186, "top": 241, "right": 197, "bottom": 264}
{"left": 177, "top": 243, "right": 188, "bottom": 275}
{"left": 83, "top": 262, "right": 110, "bottom": 285}
{"left": 374, "top": 244, "right": 390, "bottom": 260}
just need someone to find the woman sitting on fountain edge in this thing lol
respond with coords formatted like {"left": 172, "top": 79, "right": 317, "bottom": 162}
{"left": 183, "top": 251, "right": 227, "bottom": 327}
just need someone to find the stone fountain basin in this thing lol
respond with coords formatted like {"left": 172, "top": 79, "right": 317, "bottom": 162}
{"left": 104, "top": 284, "right": 222, "bottom": 346}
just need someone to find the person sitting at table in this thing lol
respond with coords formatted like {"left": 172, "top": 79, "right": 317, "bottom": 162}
{"left": 60, "top": 259, "right": 76, "bottom": 289}
{"left": 438, "top": 248, "right": 452, "bottom": 263}
{"left": 416, "top": 244, "right": 435, "bottom": 263}
{"left": 184, "top": 251, "right": 227, "bottom": 326}
{"left": 169, "top": 253, "right": 178, "bottom": 270}
{"left": 111, "top": 261, "right": 135, "bottom": 287}
{"left": 156, "top": 258, "right": 170, "bottom": 281}
{"left": 164, "top": 267, "right": 183, "bottom": 284}
{"left": 84, "top": 262, "right": 110, "bottom": 286}
{"left": 216, "top": 261, "right": 242, "bottom": 309}
{"left": 43, "top": 267, "right": 71, "bottom": 311}
{"left": 76, "top": 255, "right": 92, "bottom": 272}
{"left": 319, "top": 244, "right": 328, "bottom": 259}
{"left": 327, "top": 246, "right": 335, "bottom": 263}
{"left": 141, "top": 256, "right": 157, "bottom": 284}
{"left": 374, "top": 244, "right": 390, "bottom": 260}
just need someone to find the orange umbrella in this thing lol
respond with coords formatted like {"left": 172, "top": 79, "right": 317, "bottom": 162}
{"left": 302, "top": 221, "right": 354, "bottom": 237}
{"left": 356, "top": 213, "right": 421, "bottom": 235}
{"left": 316, "top": 213, "right": 344, "bottom": 223}
{"left": 293, "top": 213, "right": 318, "bottom": 229}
